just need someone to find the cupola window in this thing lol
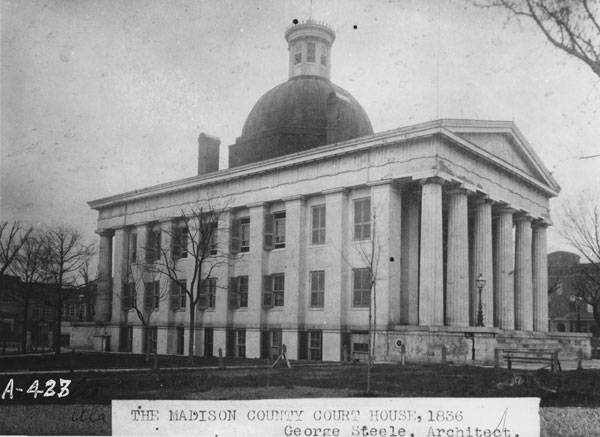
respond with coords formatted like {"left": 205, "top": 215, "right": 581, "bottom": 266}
{"left": 294, "top": 52, "right": 302, "bottom": 64}
{"left": 307, "top": 42, "right": 315, "bottom": 62}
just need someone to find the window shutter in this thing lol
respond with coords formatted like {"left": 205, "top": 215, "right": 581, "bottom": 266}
{"left": 263, "top": 275, "right": 273, "bottom": 307}
{"left": 230, "top": 219, "right": 240, "bottom": 254}
{"left": 228, "top": 277, "right": 239, "bottom": 309}
{"left": 264, "top": 213, "right": 274, "bottom": 250}
{"left": 298, "top": 331, "right": 308, "bottom": 360}
{"left": 226, "top": 329, "right": 235, "bottom": 358}
{"left": 170, "top": 282, "right": 179, "bottom": 311}
{"left": 144, "top": 283, "right": 152, "bottom": 310}
{"left": 122, "top": 283, "right": 130, "bottom": 310}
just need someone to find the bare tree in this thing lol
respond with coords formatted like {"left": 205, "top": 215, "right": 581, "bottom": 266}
{"left": 121, "top": 262, "right": 170, "bottom": 362}
{"left": 354, "top": 209, "right": 382, "bottom": 394}
{"left": 558, "top": 193, "right": 600, "bottom": 333}
{"left": 476, "top": 0, "right": 600, "bottom": 78}
{"left": 9, "top": 232, "right": 46, "bottom": 352}
{"left": 40, "top": 227, "right": 95, "bottom": 355}
{"left": 148, "top": 204, "right": 229, "bottom": 364}
{"left": 0, "top": 221, "right": 32, "bottom": 276}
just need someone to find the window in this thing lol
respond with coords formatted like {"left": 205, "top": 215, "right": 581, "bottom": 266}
{"left": 229, "top": 276, "right": 249, "bottom": 309}
{"left": 176, "top": 327, "right": 185, "bottom": 355}
{"left": 119, "top": 326, "right": 133, "bottom": 352}
{"left": 170, "top": 280, "right": 187, "bottom": 311}
{"left": 172, "top": 222, "right": 188, "bottom": 259}
{"left": 208, "top": 277, "right": 216, "bottom": 308}
{"left": 122, "top": 282, "right": 135, "bottom": 311}
{"left": 354, "top": 198, "right": 371, "bottom": 240}
{"left": 307, "top": 42, "right": 315, "bottom": 62}
{"left": 144, "top": 281, "right": 160, "bottom": 311}
{"left": 143, "top": 327, "right": 157, "bottom": 354}
{"left": 310, "top": 270, "right": 325, "bottom": 307}
{"left": 260, "top": 329, "right": 282, "bottom": 359}
{"left": 309, "top": 331, "right": 322, "bottom": 361}
{"left": 353, "top": 268, "right": 371, "bottom": 307}
{"left": 198, "top": 277, "right": 217, "bottom": 309}
{"left": 321, "top": 54, "right": 327, "bottom": 66}
{"left": 146, "top": 224, "right": 161, "bottom": 262}
{"left": 263, "top": 273, "right": 284, "bottom": 307}
{"left": 208, "top": 221, "right": 218, "bottom": 255}
{"left": 128, "top": 230, "right": 137, "bottom": 262}
{"left": 265, "top": 211, "right": 286, "bottom": 249}
{"left": 294, "top": 52, "right": 302, "bottom": 64}
{"left": 311, "top": 204, "right": 326, "bottom": 244}
{"left": 298, "top": 330, "right": 323, "bottom": 360}
{"left": 231, "top": 217, "right": 250, "bottom": 254}
{"left": 236, "top": 329, "right": 246, "bottom": 358}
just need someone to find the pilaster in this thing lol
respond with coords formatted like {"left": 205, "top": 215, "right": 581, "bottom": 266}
{"left": 400, "top": 189, "right": 420, "bottom": 325}
{"left": 370, "top": 180, "right": 402, "bottom": 327}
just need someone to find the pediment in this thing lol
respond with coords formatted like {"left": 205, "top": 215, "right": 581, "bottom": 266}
{"left": 457, "top": 132, "right": 540, "bottom": 179}
{"left": 440, "top": 122, "right": 559, "bottom": 194}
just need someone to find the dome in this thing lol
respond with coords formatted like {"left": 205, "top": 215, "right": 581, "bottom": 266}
{"left": 229, "top": 76, "right": 373, "bottom": 167}
{"left": 227, "top": 19, "right": 374, "bottom": 168}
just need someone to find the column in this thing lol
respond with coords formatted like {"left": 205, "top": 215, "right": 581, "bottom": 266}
{"left": 471, "top": 198, "right": 493, "bottom": 327}
{"left": 445, "top": 187, "right": 469, "bottom": 327}
{"left": 400, "top": 189, "right": 420, "bottom": 325}
{"left": 95, "top": 229, "right": 114, "bottom": 322}
{"left": 532, "top": 221, "right": 549, "bottom": 332}
{"left": 493, "top": 208, "right": 514, "bottom": 329}
{"left": 246, "top": 202, "right": 266, "bottom": 358}
{"left": 514, "top": 214, "right": 533, "bottom": 331}
{"left": 419, "top": 178, "right": 444, "bottom": 326}
{"left": 370, "top": 181, "right": 402, "bottom": 327}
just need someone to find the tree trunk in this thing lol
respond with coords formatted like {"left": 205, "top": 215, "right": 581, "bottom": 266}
{"left": 54, "top": 301, "right": 62, "bottom": 355}
{"left": 145, "top": 327, "right": 151, "bottom": 363}
{"left": 593, "top": 304, "right": 600, "bottom": 336}
{"left": 188, "top": 303, "right": 195, "bottom": 365}
{"left": 21, "top": 296, "right": 29, "bottom": 353}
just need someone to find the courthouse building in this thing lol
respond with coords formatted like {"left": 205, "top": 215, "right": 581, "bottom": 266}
{"left": 88, "top": 20, "right": 591, "bottom": 362}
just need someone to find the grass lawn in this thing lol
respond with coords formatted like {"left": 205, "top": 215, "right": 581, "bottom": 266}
{"left": 2, "top": 354, "right": 600, "bottom": 435}
{"left": 1, "top": 353, "right": 600, "bottom": 407}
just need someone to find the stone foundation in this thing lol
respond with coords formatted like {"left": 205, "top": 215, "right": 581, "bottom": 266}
{"left": 378, "top": 326, "right": 592, "bottom": 365}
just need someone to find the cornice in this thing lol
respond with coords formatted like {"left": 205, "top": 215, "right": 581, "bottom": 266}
{"left": 88, "top": 119, "right": 560, "bottom": 211}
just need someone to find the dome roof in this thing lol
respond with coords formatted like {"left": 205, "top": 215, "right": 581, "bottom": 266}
{"left": 241, "top": 75, "right": 373, "bottom": 140}
{"left": 228, "top": 76, "right": 373, "bottom": 167}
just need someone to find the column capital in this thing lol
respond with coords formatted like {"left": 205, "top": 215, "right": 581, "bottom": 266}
{"left": 95, "top": 228, "right": 114, "bottom": 237}
{"left": 419, "top": 176, "right": 446, "bottom": 187}
{"left": 514, "top": 212, "right": 533, "bottom": 223}
{"left": 532, "top": 218, "right": 551, "bottom": 228}
{"left": 493, "top": 203, "right": 517, "bottom": 216}
{"left": 446, "top": 185, "right": 469, "bottom": 197}
{"left": 472, "top": 194, "right": 493, "bottom": 206}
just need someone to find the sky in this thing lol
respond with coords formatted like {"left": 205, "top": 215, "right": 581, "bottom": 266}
{"left": 1, "top": 0, "right": 599, "bottom": 258}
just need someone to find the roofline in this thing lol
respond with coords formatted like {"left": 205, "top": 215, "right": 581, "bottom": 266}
{"left": 88, "top": 119, "right": 559, "bottom": 210}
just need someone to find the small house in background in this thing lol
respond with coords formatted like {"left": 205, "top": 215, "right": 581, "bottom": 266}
{"left": 548, "top": 251, "right": 598, "bottom": 335}
{"left": 0, "top": 274, "right": 97, "bottom": 353}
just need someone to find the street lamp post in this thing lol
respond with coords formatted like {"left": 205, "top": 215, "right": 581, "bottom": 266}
{"left": 570, "top": 295, "right": 583, "bottom": 332}
{"left": 476, "top": 274, "right": 486, "bottom": 327}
